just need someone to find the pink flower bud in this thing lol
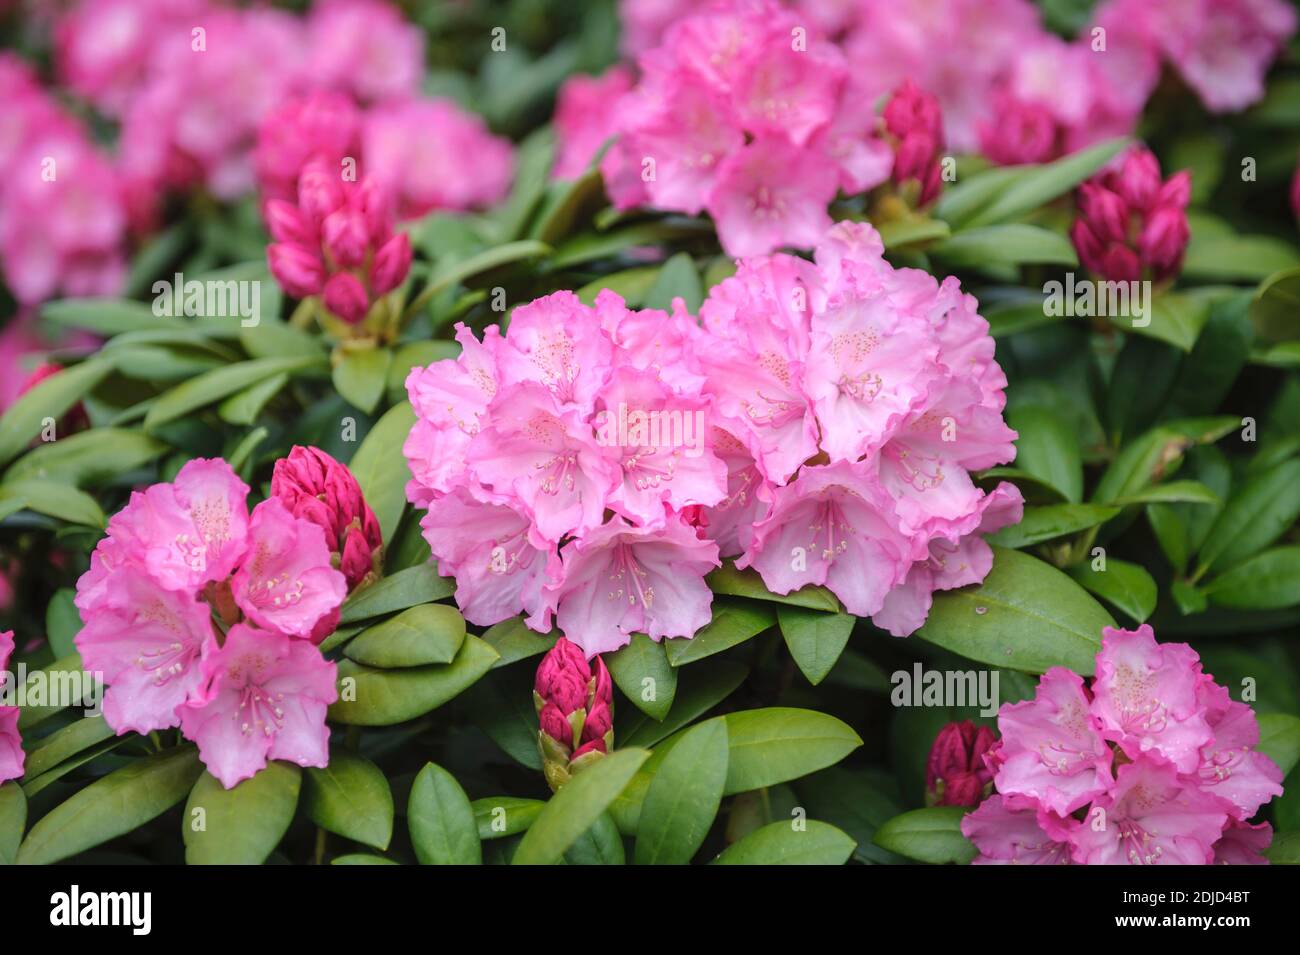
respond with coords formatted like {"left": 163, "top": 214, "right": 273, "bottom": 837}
{"left": 581, "top": 696, "right": 613, "bottom": 744}
{"left": 571, "top": 738, "right": 606, "bottom": 759}
{"left": 882, "top": 80, "right": 942, "bottom": 143}
{"left": 353, "top": 178, "right": 394, "bottom": 244}
{"left": 322, "top": 272, "right": 369, "bottom": 324}
{"left": 535, "top": 637, "right": 592, "bottom": 715}
{"left": 893, "top": 130, "right": 939, "bottom": 189}
{"left": 1114, "top": 147, "right": 1163, "bottom": 211}
{"left": 308, "top": 607, "right": 341, "bottom": 646}
{"left": 926, "top": 720, "right": 997, "bottom": 808}
{"left": 264, "top": 199, "right": 316, "bottom": 247}
{"left": 272, "top": 446, "right": 382, "bottom": 591}
{"left": 1099, "top": 242, "right": 1142, "bottom": 283}
{"left": 1077, "top": 182, "right": 1129, "bottom": 244}
{"left": 322, "top": 208, "right": 369, "bottom": 268}
{"left": 979, "top": 96, "right": 1057, "bottom": 166}
{"left": 1156, "top": 170, "right": 1192, "bottom": 210}
{"left": 267, "top": 242, "right": 326, "bottom": 298}
{"left": 298, "top": 159, "right": 346, "bottom": 223}
{"left": 369, "top": 232, "right": 412, "bottom": 295}
{"left": 539, "top": 701, "right": 574, "bottom": 748}
{"left": 1139, "top": 205, "right": 1190, "bottom": 281}
{"left": 1292, "top": 165, "right": 1300, "bottom": 222}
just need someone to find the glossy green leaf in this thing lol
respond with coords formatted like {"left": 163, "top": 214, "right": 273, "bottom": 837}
{"left": 621, "top": 659, "right": 749, "bottom": 749}
{"left": 961, "top": 138, "right": 1127, "bottom": 227}
{"left": 42, "top": 297, "right": 181, "bottom": 335}
{"left": 304, "top": 752, "right": 394, "bottom": 851}
{"left": 18, "top": 748, "right": 201, "bottom": 865}
{"left": 1007, "top": 405, "right": 1082, "bottom": 502}
{"left": 1250, "top": 265, "right": 1300, "bottom": 342}
{"left": 21, "top": 716, "right": 113, "bottom": 779}
{"left": 0, "top": 480, "right": 105, "bottom": 527}
{"left": 338, "top": 563, "right": 454, "bottom": 624}
{"left": 643, "top": 252, "right": 704, "bottom": 313}
{"left": 1204, "top": 546, "right": 1300, "bottom": 610}
{"left": 143, "top": 355, "right": 323, "bottom": 431}
{"left": 563, "top": 813, "right": 625, "bottom": 865}
{"left": 0, "top": 783, "right": 26, "bottom": 865}
{"left": 333, "top": 347, "right": 393, "bottom": 414}
{"left": 217, "top": 372, "right": 288, "bottom": 425}
{"left": 986, "top": 503, "right": 1119, "bottom": 548}
{"left": 471, "top": 797, "right": 545, "bottom": 840}
{"left": 635, "top": 718, "right": 729, "bottom": 865}
{"left": 1257, "top": 714, "right": 1300, "bottom": 777}
{"left": 933, "top": 224, "right": 1076, "bottom": 267}
{"left": 3, "top": 428, "right": 166, "bottom": 486}
{"left": 347, "top": 401, "right": 417, "bottom": 545}
{"left": 1196, "top": 458, "right": 1300, "bottom": 577}
{"left": 0, "top": 358, "right": 113, "bottom": 466}
{"left": 1068, "top": 558, "right": 1158, "bottom": 624}
{"left": 344, "top": 603, "right": 466, "bottom": 668}
{"left": 409, "top": 762, "right": 481, "bottom": 865}
{"left": 513, "top": 748, "right": 650, "bottom": 864}
{"left": 328, "top": 635, "right": 499, "bottom": 725}
{"left": 873, "top": 807, "right": 975, "bottom": 864}
{"left": 183, "top": 763, "right": 301, "bottom": 865}
{"left": 915, "top": 547, "right": 1113, "bottom": 675}
{"left": 713, "top": 820, "right": 855, "bottom": 865}
{"left": 664, "top": 600, "right": 775, "bottom": 666}
{"left": 723, "top": 707, "right": 861, "bottom": 795}
{"left": 482, "top": 616, "right": 557, "bottom": 668}
{"left": 777, "top": 608, "right": 854, "bottom": 686}
{"left": 706, "top": 563, "right": 839, "bottom": 611}
{"left": 607, "top": 634, "right": 677, "bottom": 720}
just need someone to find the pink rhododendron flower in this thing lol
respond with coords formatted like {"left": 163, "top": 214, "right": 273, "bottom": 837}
{"left": 179, "top": 624, "right": 338, "bottom": 789}
{"left": 362, "top": 98, "right": 514, "bottom": 219}
{"left": 1071, "top": 146, "right": 1191, "bottom": 283}
{"left": 552, "top": 67, "right": 635, "bottom": 180}
{"left": 255, "top": 91, "right": 362, "bottom": 206}
{"left": 964, "top": 625, "right": 1283, "bottom": 865}
{"left": 406, "top": 220, "right": 1014, "bottom": 649}
{"left": 0, "top": 630, "right": 25, "bottom": 783}
{"left": 265, "top": 158, "right": 412, "bottom": 323}
{"left": 305, "top": 0, "right": 424, "bottom": 105}
{"left": 75, "top": 456, "right": 347, "bottom": 788}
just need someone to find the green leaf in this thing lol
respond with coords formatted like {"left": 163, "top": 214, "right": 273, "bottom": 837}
{"left": 16, "top": 654, "right": 88, "bottom": 730}
{"left": 642, "top": 252, "right": 704, "bottom": 313}
{"left": 471, "top": 797, "right": 545, "bottom": 840}
{"left": 18, "top": 748, "right": 201, "bottom": 865}
{"left": 876, "top": 216, "right": 951, "bottom": 249}
{"left": 143, "top": 356, "right": 324, "bottom": 431}
{"left": 21, "top": 716, "right": 113, "bottom": 779}
{"left": 620, "top": 659, "right": 749, "bottom": 750}
{"left": 932, "top": 224, "right": 1077, "bottom": 268}
{"left": 183, "top": 763, "right": 301, "bottom": 865}
{"left": 933, "top": 164, "right": 1024, "bottom": 228}
{"left": 664, "top": 600, "right": 775, "bottom": 666}
{"left": 409, "top": 762, "right": 481, "bottom": 865}
{"left": 1250, "top": 265, "right": 1300, "bottom": 343}
{"left": 706, "top": 562, "right": 839, "bottom": 611}
{"left": 635, "top": 718, "right": 729, "bottom": 865}
{"left": 1111, "top": 480, "right": 1220, "bottom": 505}
{"left": 915, "top": 547, "right": 1113, "bottom": 675}
{"left": 405, "top": 240, "right": 552, "bottom": 318}
{"left": 513, "top": 748, "right": 650, "bottom": 865}
{"left": 1007, "top": 405, "right": 1082, "bottom": 503}
{"left": 483, "top": 616, "right": 557, "bottom": 668}
{"left": 328, "top": 635, "right": 499, "bottom": 725}
{"left": 304, "top": 752, "right": 394, "bottom": 851}
{"left": 723, "top": 707, "right": 862, "bottom": 795}
{"left": 240, "top": 317, "right": 324, "bottom": 361}
{"left": 3, "top": 428, "right": 166, "bottom": 487}
{"left": 873, "top": 807, "right": 975, "bottom": 864}
{"left": 547, "top": 221, "right": 711, "bottom": 270}
{"left": 575, "top": 265, "right": 661, "bottom": 307}
{"left": 217, "top": 372, "right": 289, "bottom": 426}
{"left": 0, "top": 480, "right": 105, "bottom": 527}
{"left": 986, "top": 503, "right": 1120, "bottom": 548}
{"left": 333, "top": 347, "right": 393, "bottom": 414}
{"left": 1195, "top": 458, "right": 1300, "bottom": 577}
{"left": 0, "top": 783, "right": 26, "bottom": 864}
{"left": 777, "top": 608, "right": 854, "bottom": 686}
{"left": 713, "top": 819, "right": 855, "bottom": 864}
{"left": 332, "top": 853, "right": 398, "bottom": 865}
{"left": 1135, "top": 291, "right": 1211, "bottom": 352}
{"left": 344, "top": 603, "right": 466, "bottom": 668}
{"left": 460, "top": 666, "right": 543, "bottom": 769}
{"left": 347, "top": 401, "right": 417, "bottom": 545}
{"left": 530, "top": 166, "right": 605, "bottom": 244}
{"left": 1257, "top": 714, "right": 1300, "bottom": 777}
{"left": 563, "top": 812, "right": 626, "bottom": 865}
{"left": 606, "top": 634, "right": 677, "bottom": 720}
{"left": 1068, "top": 558, "right": 1158, "bottom": 624}
{"left": 1183, "top": 233, "right": 1300, "bottom": 282}
{"left": 1265, "top": 831, "right": 1300, "bottom": 864}
{"left": 338, "top": 563, "right": 454, "bottom": 625}
{"left": 1204, "top": 546, "right": 1300, "bottom": 610}
{"left": 961, "top": 138, "right": 1128, "bottom": 228}
{"left": 793, "top": 766, "right": 904, "bottom": 865}
{"left": 42, "top": 297, "right": 181, "bottom": 335}
{"left": 0, "top": 358, "right": 113, "bottom": 466}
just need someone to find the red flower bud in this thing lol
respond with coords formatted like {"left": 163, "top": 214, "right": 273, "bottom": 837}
{"left": 322, "top": 207, "right": 370, "bottom": 268}
{"left": 1114, "top": 147, "right": 1163, "bottom": 211}
{"left": 535, "top": 637, "right": 592, "bottom": 715}
{"left": 298, "top": 159, "right": 346, "bottom": 223}
{"left": 264, "top": 199, "right": 317, "bottom": 247}
{"left": 979, "top": 96, "right": 1057, "bottom": 166}
{"left": 882, "top": 80, "right": 942, "bottom": 143}
{"left": 267, "top": 242, "right": 326, "bottom": 298}
{"left": 369, "top": 232, "right": 412, "bottom": 295}
{"left": 581, "top": 696, "right": 613, "bottom": 745}
{"left": 926, "top": 720, "right": 997, "bottom": 808}
{"left": 1138, "top": 205, "right": 1189, "bottom": 282}
{"left": 571, "top": 738, "right": 607, "bottom": 759}
{"left": 322, "top": 272, "right": 369, "bottom": 324}
{"left": 539, "top": 701, "right": 574, "bottom": 748}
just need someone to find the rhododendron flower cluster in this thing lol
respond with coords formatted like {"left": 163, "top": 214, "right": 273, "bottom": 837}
{"left": 0, "top": 54, "right": 128, "bottom": 304}
{"left": 534, "top": 637, "right": 615, "bottom": 790}
{"left": 1070, "top": 146, "right": 1191, "bottom": 284}
{"left": 592, "top": 0, "right": 902, "bottom": 256}
{"left": 962, "top": 625, "right": 1284, "bottom": 865}
{"left": 264, "top": 157, "right": 413, "bottom": 325}
{"left": 405, "top": 221, "right": 1021, "bottom": 654}
{"left": 0, "top": 631, "right": 24, "bottom": 784}
{"left": 73, "top": 454, "right": 363, "bottom": 788}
